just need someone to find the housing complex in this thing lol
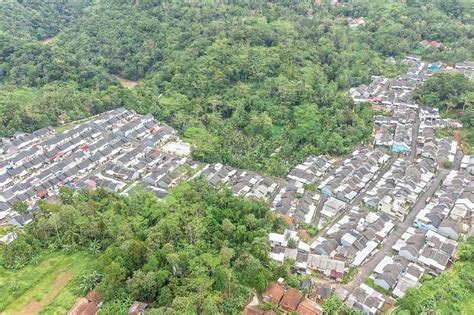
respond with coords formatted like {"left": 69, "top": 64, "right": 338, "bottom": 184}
{"left": 0, "top": 56, "right": 473, "bottom": 315}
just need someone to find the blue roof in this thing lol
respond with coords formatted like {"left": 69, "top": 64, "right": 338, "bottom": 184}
{"left": 392, "top": 143, "right": 410, "bottom": 153}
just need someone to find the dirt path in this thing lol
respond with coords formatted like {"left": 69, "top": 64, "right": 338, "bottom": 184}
{"left": 114, "top": 75, "right": 138, "bottom": 88}
{"left": 15, "top": 272, "right": 72, "bottom": 315}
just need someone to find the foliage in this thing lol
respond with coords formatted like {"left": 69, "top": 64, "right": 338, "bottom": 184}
{"left": 0, "top": 83, "right": 163, "bottom": 137}
{"left": 298, "top": 222, "right": 319, "bottom": 237}
{"left": 0, "top": 252, "right": 97, "bottom": 313}
{"left": 441, "top": 160, "right": 453, "bottom": 169}
{"left": 2, "top": 1, "right": 472, "bottom": 175}
{"left": 413, "top": 72, "right": 474, "bottom": 151}
{"left": 0, "top": 236, "right": 36, "bottom": 269}
{"left": 1, "top": 180, "right": 287, "bottom": 314}
{"left": 0, "top": 0, "right": 92, "bottom": 40}
{"left": 396, "top": 237, "right": 474, "bottom": 314}
{"left": 12, "top": 201, "right": 28, "bottom": 214}
{"left": 341, "top": 266, "right": 358, "bottom": 285}
{"left": 413, "top": 73, "right": 473, "bottom": 112}
{"left": 79, "top": 271, "right": 102, "bottom": 295}
{"left": 364, "top": 277, "right": 392, "bottom": 296}
{"left": 323, "top": 295, "right": 362, "bottom": 315}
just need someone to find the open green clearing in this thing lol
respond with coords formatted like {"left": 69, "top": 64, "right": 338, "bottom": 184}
{"left": 0, "top": 252, "right": 97, "bottom": 314}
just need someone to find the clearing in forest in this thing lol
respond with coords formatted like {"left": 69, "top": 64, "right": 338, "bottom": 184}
{"left": 39, "top": 37, "right": 55, "bottom": 45}
{"left": 0, "top": 252, "right": 97, "bottom": 314}
{"left": 15, "top": 271, "right": 72, "bottom": 315}
{"left": 114, "top": 75, "right": 139, "bottom": 88}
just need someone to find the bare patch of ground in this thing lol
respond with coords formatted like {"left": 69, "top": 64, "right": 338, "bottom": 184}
{"left": 114, "top": 75, "right": 139, "bottom": 88}
{"left": 16, "top": 272, "right": 72, "bottom": 315}
{"left": 39, "top": 37, "right": 55, "bottom": 45}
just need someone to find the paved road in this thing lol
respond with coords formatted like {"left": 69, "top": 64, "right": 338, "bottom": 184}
{"left": 453, "top": 148, "right": 463, "bottom": 171}
{"left": 342, "top": 169, "right": 449, "bottom": 294}
{"left": 310, "top": 155, "right": 398, "bottom": 242}
{"left": 409, "top": 109, "right": 421, "bottom": 161}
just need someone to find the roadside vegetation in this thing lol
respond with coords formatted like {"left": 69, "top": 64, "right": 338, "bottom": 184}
{"left": 323, "top": 295, "right": 362, "bottom": 315}
{"left": 341, "top": 266, "right": 358, "bottom": 285}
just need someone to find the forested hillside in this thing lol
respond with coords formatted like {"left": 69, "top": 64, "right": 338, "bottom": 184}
{"left": 0, "top": 0, "right": 92, "bottom": 39}
{"left": 1, "top": 0, "right": 473, "bottom": 175}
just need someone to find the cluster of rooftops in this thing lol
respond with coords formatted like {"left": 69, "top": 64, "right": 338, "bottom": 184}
{"left": 352, "top": 56, "right": 470, "bottom": 157}
{"left": 364, "top": 226, "right": 459, "bottom": 301}
{"left": 415, "top": 170, "right": 472, "bottom": 238}
{"left": 1, "top": 56, "right": 473, "bottom": 315}
{"left": 0, "top": 108, "right": 179, "bottom": 226}
{"left": 364, "top": 158, "right": 435, "bottom": 220}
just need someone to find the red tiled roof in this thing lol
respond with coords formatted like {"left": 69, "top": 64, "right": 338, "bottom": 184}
{"left": 279, "top": 288, "right": 304, "bottom": 312}
{"left": 76, "top": 302, "right": 99, "bottom": 315}
{"left": 330, "top": 270, "right": 344, "bottom": 279}
{"left": 244, "top": 305, "right": 278, "bottom": 315}
{"left": 262, "top": 283, "right": 285, "bottom": 305}
{"left": 85, "top": 290, "right": 101, "bottom": 304}
{"left": 36, "top": 189, "right": 48, "bottom": 198}
{"left": 296, "top": 298, "right": 324, "bottom": 315}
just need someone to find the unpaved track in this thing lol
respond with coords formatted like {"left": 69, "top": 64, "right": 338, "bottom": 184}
{"left": 15, "top": 272, "right": 72, "bottom": 315}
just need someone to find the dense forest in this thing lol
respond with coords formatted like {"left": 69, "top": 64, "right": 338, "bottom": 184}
{"left": 1, "top": 0, "right": 473, "bottom": 175}
{"left": 1, "top": 181, "right": 290, "bottom": 313}
{"left": 0, "top": 0, "right": 92, "bottom": 39}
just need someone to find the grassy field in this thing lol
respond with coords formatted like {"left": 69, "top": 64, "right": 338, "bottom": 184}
{"left": 0, "top": 251, "right": 97, "bottom": 314}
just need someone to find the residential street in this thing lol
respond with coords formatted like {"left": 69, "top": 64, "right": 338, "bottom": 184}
{"left": 454, "top": 148, "right": 463, "bottom": 170}
{"left": 409, "top": 110, "right": 420, "bottom": 161}
{"left": 341, "top": 169, "right": 449, "bottom": 293}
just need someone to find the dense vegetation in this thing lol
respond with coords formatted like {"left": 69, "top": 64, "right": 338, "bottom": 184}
{"left": 1, "top": 0, "right": 473, "bottom": 175}
{"left": 0, "top": 181, "right": 290, "bottom": 314}
{"left": 413, "top": 73, "right": 473, "bottom": 112}
{"left": 0, "top": 0, "right": 92, "bottom": 40}
{"left": 413, "top": 72, "right": 474, "bottom": 152}
{"left": 323, "top": 295, "right": 362, "bottom": 315}
{"left": 396, "top": 237, "right": 474, "bottom": 314}
{"left": 0, "top": 83, "right": 159, "bottom": 136}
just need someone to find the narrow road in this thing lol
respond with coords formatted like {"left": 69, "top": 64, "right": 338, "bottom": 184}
{"left": 409, "top": 109, "right": 420, "bottom": 161}
{"left": 342, "top": 169, "right": 448, "bottom": 293}
{"left": 453, "top": 148, "right": 463, "bottom": 171}
{"left": 310, "top": 155, "right": 398, "bottom": 242}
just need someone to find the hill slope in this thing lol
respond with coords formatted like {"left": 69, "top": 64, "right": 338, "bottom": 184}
{"left": 0, "top": 0, "right": 472, "bottom": 175}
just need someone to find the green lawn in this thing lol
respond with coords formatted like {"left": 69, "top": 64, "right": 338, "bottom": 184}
{"left": 0, "top": 251, "right": 97, "bottom": 314}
